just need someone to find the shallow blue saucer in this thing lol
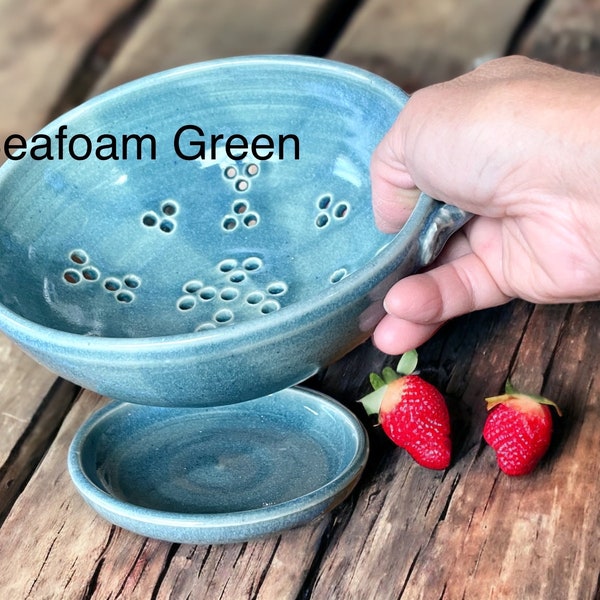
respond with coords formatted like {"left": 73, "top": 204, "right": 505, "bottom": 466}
{"left": 68, "top": 387, "right": 368, "bottom": 544}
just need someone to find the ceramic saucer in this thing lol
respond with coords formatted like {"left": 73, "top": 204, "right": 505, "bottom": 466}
{"left": 68, "top": 387, "right": 368, "bottom": 544}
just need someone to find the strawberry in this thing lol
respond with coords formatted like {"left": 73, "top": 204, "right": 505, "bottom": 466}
{"left": 360, "top": 350, "right": 451, "bottom": 470}
{"left": 483, "top": 381, "right": 562, "bottom": 476}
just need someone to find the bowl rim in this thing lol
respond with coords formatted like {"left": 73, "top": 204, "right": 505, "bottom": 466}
{"left": 0, "top": 54, "right": 422, "bottom": 352}
{"left": 67, "top": 387, "right": 369, "bottom": 541}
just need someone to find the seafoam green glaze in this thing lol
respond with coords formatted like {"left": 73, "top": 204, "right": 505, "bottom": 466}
{"left": 68, "top": 387, "right": 368, "bottom": 544}
{"left": 0, "top": 55, "right": 468, "bottom": 407}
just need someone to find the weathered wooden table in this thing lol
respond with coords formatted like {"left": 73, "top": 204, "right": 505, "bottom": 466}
{"left": 0, "top": 1, "right": 599, "bottom": 598}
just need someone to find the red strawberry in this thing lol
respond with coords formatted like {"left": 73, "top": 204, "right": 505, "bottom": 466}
{"left": 360, "top": 350, "right": 451, "bottom": 470}
{"left": 483, "top": 381, "right": 562, "bottom": 476}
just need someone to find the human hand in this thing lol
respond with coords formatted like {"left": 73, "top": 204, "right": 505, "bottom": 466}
{"left": 371, "top": 56, "right": 600, "bottom": 355}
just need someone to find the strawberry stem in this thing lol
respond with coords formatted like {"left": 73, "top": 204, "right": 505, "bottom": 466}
{"left": 370, "top": 372, "right": 386, "bottom": 391}
{"left": 358, "top": 386, "right": 387, "bottom": 417}
{"left": 396, "top": 349, "right": 418, "bottom": 376}
{"left": 360, "top": 349, "right": 419, "bottom": 418}
{"left": 382, "top": 366, "right": 399, "bottom": 384}
{"left": 485, "top": 387, "right": 563, "bottom": 417}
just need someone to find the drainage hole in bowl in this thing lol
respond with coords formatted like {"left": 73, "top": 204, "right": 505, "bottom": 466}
{"left": 123, "top": 275, "right": 141, "bottom": 289}
{"left": 232, "top": 200, "right": 249, "bottom": 214}
{"left": 245, "top": 163, "right": 259, "bottom": 177}
{"left": 235, "top": 179, "right": 249, "bottom": 192}
{"left": 330, "top": 268, "right": 348, "bottom": 284}
{"left": 243, "top": 213, "right": 259, "bottom": 228}
{"left": 333, "top": 202, "right": 349, "bottom": 219}
{"left": 142, "top": 212, "right": 159, "bottom": 227}
{"left": 229, "top": 271, "right": 246, "bottom": 284}
{"left": 183, "top": 280, "right": 203, "bottom": 294}
{"left": 218, "top": 259, "right": 238, "bottom": 273}
{"left": 161, "top": 200, "right": 179, "bottom": 216}
{"left": 242, "top": 257, "right": 263, "bottom": 272}
{"left": 177, "top": 296, "right": 197, "bottom": 311}
{"left": 116, "top": 291, "right": 135, "bottom": 303}
{"left": 82, "top": 267, "right": 100, "bottom": 281}
{"left": 220, "top": 287, "right": 239, "bottom": 301}
{"left": 63, "top": 269, "right": 81, "bottom": 284}
{"left": 195, "top": 322, "right": 217, "bottom": 332}
{"left": 222, "top": 216, "right": 238, "bottom": 231}
{"left": 260, "top": 300, "right": 280, "bottom": 314}
{"left": 266, "top": 282, "right": 287, "bottom": 296}
{"left": 159, "top": 219, "right": 176, "bottom": 233}
{"left": 69, "top": 249, "right": 89, "bottom": 265}
{"left": 104, "top": 278, "right": 121, "bottom": 292}
{"left": 213, "top": 309, "right": 234, "bottom": 323}
{"left": 317, "top": 194, "right": 332, "bottom": 210}
{"left": 246, "top": 291, "right": 264, "bottom": 305}
{"left": 223, "top": 166, "right": 237, "bottom": 180}
{"left": 315, "top": 213, "right": 329, "bottom": 228}
{"left": 199, "top": 287, "right": 217, "bottom": 301}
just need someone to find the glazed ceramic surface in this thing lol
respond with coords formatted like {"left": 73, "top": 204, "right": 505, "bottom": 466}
{"left": 68, "top": 387, "right": 368, "bottom": 544}
{"left": 0, "top": 55, "right": 469, "bottom": 406}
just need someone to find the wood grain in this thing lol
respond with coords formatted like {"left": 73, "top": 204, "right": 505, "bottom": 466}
{"left": 0, "top": 0, "right": 138, "bottom": 520}
{"left": 519, "top": 0, "right": 600, "bottom": 72}
{"left": 0, "top": 0, "right": 138, "bottom": 147}
{"left": 330, "top": 0, "right": 532, "bottom": 91}
{"left": 92, "top": 0, "right": 334, "bottom": 93}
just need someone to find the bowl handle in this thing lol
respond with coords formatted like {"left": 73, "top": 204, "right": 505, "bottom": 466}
{"left": 359, "top": 197, "right": 472, "bottom": 333}
{"left": 415, "top": 198, "right": 472, "bottom": 269}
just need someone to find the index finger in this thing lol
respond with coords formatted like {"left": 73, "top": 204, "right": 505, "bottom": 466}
{"left": 370, "top": 127, "right": 421, "bottom": 233}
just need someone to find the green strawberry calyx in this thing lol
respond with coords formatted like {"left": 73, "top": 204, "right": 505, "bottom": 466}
{"left": 359, "top": 349, "right": 419, "bottom": 417}
{"left": 485, "top": 379, "right": 563, "bottom": 417}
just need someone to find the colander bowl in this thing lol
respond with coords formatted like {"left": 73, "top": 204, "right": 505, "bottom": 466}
{"left": 0, "top": 55, "right": 468, "bottom": 407}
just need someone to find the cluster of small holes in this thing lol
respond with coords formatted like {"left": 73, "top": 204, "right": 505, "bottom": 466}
{"left": 222, "top": 162, "right": 259, "bottom": 193}
{"left": 141, "top": 199, "right": 179, "bottom": 234}
{"left": 314, "top": 194, "right": 350, "bottom": 229}
{"left": 221, "top": 199, "right": 260, "bottom": 232}
{"left": 63, "top": 250, "right": 140, "bottom": 304}
{"left": 63, "top": 250, "right": 101, "bottom": 285}
{"left": 103, "top": 273, "right": 142, "bottom": 303}
{"left": 177, "top": 256, "right": 287, "bottom": 331}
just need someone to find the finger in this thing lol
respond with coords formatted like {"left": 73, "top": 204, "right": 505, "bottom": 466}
{"left": 383, "top": 252, "right": 512, "bottom": 326}
{"left": 370, "top": 129, "right": 421, "bottom": 233}
{"left": 372, "top": 314, "right": 441, "bottom": 355}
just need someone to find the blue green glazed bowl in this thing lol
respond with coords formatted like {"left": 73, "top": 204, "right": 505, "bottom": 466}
{"left": 0, "top": 55, "right": 468, "bottom": 407}
{"left": 68, "top": 387, "right": 368, "bottom": 544}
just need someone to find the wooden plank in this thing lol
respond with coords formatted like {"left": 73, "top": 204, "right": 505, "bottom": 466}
{"left": 0, "top": 0, "right": 138, "bottom": 144}
{"left": 329, "top": 0, "right": 532, "bottom": 91}
{"left": 0, "top": 378, "right": 78, "bottom": 523}
{"left": 310, "top": 302, "right": 600, "bottom": 600}
{"left": 0, "top": 0, "right": 137, "bottom": 511}
{"left": 519, "top": 0, "right": 600, "bottom": 72}
{"left": 0, "top": 339, "right": 57, "bottom": 465}
{"left": 92, "top": 0, "right": 334, "bottom": 93}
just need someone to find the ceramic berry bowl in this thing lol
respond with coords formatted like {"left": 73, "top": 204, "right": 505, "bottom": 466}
{"left": 0, "top": 55, "right": 468, "bottom": 408}
{"left": 1, "top": 55, "right": 471, "bottom": 544}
